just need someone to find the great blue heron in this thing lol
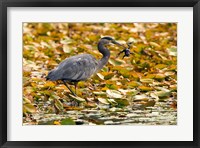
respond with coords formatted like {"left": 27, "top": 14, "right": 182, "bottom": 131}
{"left": 46, "top": 37, "right": 123, "bottom": 96}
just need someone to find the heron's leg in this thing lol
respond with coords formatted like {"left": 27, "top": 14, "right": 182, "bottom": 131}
{"left": 74, "top": 82, "right": 78, "bottom": 94}
{"left": 62, "top": 81, "right": 77, "bottom": 96}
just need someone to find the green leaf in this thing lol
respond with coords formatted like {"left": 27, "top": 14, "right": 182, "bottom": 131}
{"left": 69, "top": 94, "right": 86, "bottom": 102}
{"left": 109, "top": 59, "right": 125, "bottom": 66}
{"left": 119, "top": 69, "right": 130, "bottom": 78}
{"left": 38, "top": 120, "right": 55, "bottom": 125}
{"left": 61, "top": 118, "right": 76, "bottom": 125}
{"left": 54, "top": 99, "right": 64, "bottom": 111}
{"left": 104, "top": 73, "right": 115, "bottom": 80}
{"left": 107, "top": 98, "right": 118, "bottom": 106}
{"left": 115, "top": 98, "right": 129, "bottom": 107}
{"left": 155, "top": 91, "right": 171, "bottom": 97}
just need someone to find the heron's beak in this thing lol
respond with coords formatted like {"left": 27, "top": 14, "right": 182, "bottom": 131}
{"left": 112, "top": 40, "right": 126, "bottom": 48}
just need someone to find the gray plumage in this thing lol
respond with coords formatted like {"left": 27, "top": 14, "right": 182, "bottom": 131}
{"left": 46, "top": 37, "right": 122, "bottom": 96}
{"left": 47, "top": 54, "right": 99, "bottom": 82}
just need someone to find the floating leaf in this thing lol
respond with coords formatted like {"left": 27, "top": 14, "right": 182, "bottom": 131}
{"left": 145, "top": 74, "right": 156, "bottom": 79}
{"left": 140, "top": 78, "right": 154, "bottom": 83}
{"left": 115, "top": 98, "right": 129, "bottom": 107}
{"left": 118, "top": 89, "right": 139, "bottom": 96}
{"left": 150, "top": 92, "right": 159, "bottom": 100}
{"left": 106, "top": 90, "right": 123, "bottom": 98}
{"left": 85, "top": 102, "right": 97, "bottom": 108}
{"left": 128, "top": 81, "right": 140, "bottom": 87}
{"left": 69, "top": 94, "right": 86, "bottom": 102}
{"left": 38, "top": 120, "right": 55, "bottom": 125}
{"left": 93, "top": 91, "right": 106, "bottom": 96}
{"left": 155, "top": 74, "right": 166, "bottom": 80}
{"left": 44, "top": 81, "right": 55, "bottom": 88}
{"left": 23, "top": 97, "right": 32, "bottom": 104}
{"left": 61, "top": 118, "right": 76, "bottom": 125}
{"left": 107, "top": 98, "right": 118, "bottom": 106}
{"left": 104, "top": 73, "right": 115, "bottom": 80}
{"left": 150, "top": 42, "right": 161, "bottom": 48}
{"left": 144, "top": 100, "right": 156, "bottom": 107}
{"left": 168, "top": 65, "right": 177, "bottom": 71}
{"left": 105, "top": 82, "right": 118, "bottom": 90}
{"left": 131, "top": 72, "right": 142, "bottom": 80}
{"left": 119, "top": 69, "right": 130, "bottom": 78}
{"left": 98, "top": 98, "right": 110, "bottom": 105}
{"left": 155, "top": 91, "right": 171, "bottom": 97}
{"left": 139, "top": 86, "right": 153, "bottom": 91}
{"left": 164, "top": 71, "right": 175, "bottom": 76}
{"left": 170, "top": 101, "right": 177, "bottom": 109}
{"left": 96, "top": 73, "right": 104, "bottom": 80}
{"left": 63, "top": 44, "right": 73, "bottom": 53}
{"left": 109, "top": 59, "right": 125, "bottom": 66}
{"left": 51, "top": 94, "right": 60, "bottom": 100}
{"left": 54, "top": 99, "right": 63, "bottom": 111}
{"left": 134, "top": 94, "right": 149, "bottom": 101}
{"left": 170, "top": 85, "right": 177, "bottom": 91}
{"left": 54, "top": 121, "right": 61, "bottom": 125}
{"left": 60, "top": 37, "right": 73, "bottom": 44}
{"left": 155, "top": 64, "right": 167, "bottom": 69}
{"left": 167, "top": 46, "right": 177, "bottom": 56}
{"left": 23, "top": 103, "right": 36, "bottom": 113}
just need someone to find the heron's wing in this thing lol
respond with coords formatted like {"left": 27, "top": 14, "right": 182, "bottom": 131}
{"left": 48, "top": 54, "right": 99, "bottom": 81}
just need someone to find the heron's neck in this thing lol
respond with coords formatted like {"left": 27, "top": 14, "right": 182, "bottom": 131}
{"left": 97, "top": 42, "right": 110, "bottom": 70}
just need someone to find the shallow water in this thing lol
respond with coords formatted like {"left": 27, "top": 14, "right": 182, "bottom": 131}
{"left": 24, "top": 102, "right": 177, "bottom": 125}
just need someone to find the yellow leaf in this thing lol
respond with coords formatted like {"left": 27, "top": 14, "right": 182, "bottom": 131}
{"left": 23, "top": 103, "right": 36, "bottom": 113}
{"left": 140, "top": 78, "right": 154, "bottom": 83}
{"left": 150, "top": 42, "right": 161, "bottom": 48}
{"left": 139, "top": 86, "right": 153, "bottom": 91}
{"left": 155, "top": 74, "right": 166, "bottom": 80}
{"left": 54, "top": 121, "right": 61, "bottom": 125}
{"left": 128, "top": 81, "right": 140, "bottom": 87}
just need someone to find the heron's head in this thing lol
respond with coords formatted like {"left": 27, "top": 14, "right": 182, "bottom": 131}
{"left": 100, "top": 37, "right": 123, "bottom": 47}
